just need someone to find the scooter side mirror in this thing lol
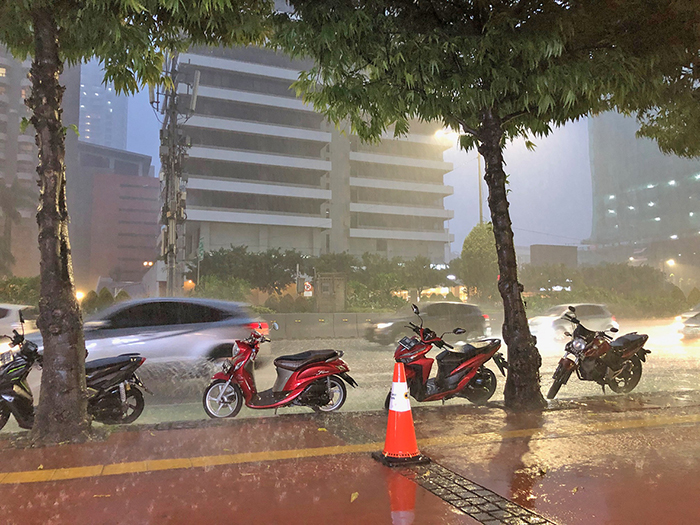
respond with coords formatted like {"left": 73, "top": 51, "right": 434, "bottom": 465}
{"left": 564, "top": 331, "right": 572, "bottom": 338}
{"left": 271, "top": 322, "right": 279, "bottom": 331}
{"left": 412, "top": 304, "right": 420, "bottom": 315}
{"left": 610, "top": 327, "right": 618, "bottom": 333}
{"left": 453, "top": 327, "right": 466, "bottom": 335}
{"left": 568, "top": 306, "right": 576, "bottom": 313}
{"left": 18, "top": 311, "right": 24, "bottom": 324}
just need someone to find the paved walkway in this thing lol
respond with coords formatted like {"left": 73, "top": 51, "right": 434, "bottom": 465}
{"left": 1, "top": 389, "right": 700, "bottom": 524}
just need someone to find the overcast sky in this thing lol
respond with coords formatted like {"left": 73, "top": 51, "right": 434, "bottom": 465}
{"left": 127, "top": 91, "right": 593, "bottom": 256}
{"left": 444, "top": 119, "right": 593, "bottom": 255}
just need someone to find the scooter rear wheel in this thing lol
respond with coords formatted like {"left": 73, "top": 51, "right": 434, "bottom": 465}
{"left": 462, "top": 368, "right": 497, "bottom": 405}
{"left": 95, "top": 388, "right": 145, "bottom": 425}
{"left": 311, "top": 376, "right": 347, "bottom": 413}
{"left": 607, "top": 356, "right": 642, "bottom": 394}
{"left": 203, "top": 380, "right": 243, "bottom": 418}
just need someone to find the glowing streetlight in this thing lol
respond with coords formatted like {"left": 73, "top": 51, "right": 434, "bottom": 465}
{"left": 666, "top": 259, "right": 676, "bottom": 267}
{"left": 76, "top": 291, "right": 85, "bottom": 301}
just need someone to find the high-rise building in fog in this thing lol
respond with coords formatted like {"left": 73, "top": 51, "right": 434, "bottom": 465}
{"left": 589, "top": 112, "right": 700, "bottom": 269}
{"left": 78, "top": 60, "right": 128, "bottom": 150}
{"left": 0, "top": 48, "right": 39, "bottom": 276}
{"left": 174, "top": 46, "right": 454, "bottom": 263}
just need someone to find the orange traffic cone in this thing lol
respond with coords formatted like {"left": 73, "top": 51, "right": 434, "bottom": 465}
{"left": 372, "top": 362, "right": 430, "bottom": 467}
{"left": 387, "top": 471, "right": 417, "bottom": 525}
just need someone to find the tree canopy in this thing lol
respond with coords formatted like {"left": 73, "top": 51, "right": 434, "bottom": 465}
{"left": 459, "top": 223, "right": 499, "bottom": 301}
{"left": 274, "top": 0, "right": 699, "bottom": 410}
{"left": 0, "top": 0, "right": 274, "bottom": 444}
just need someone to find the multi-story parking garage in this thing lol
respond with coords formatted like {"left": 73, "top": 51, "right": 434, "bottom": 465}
{"left": 175, "top": 46, "right": 455, "bottom": 263}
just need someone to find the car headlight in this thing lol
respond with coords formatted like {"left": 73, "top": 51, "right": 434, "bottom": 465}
{"left": 376, "top": 322, "right": 394, "bottom": 330}
{"left": 572, "top": 337, "right": 586, "bottom": 352}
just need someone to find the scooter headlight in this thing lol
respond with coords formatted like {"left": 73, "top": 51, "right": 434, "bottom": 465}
{"left": 572, "top": 337, "right": 586, "bottom": 352}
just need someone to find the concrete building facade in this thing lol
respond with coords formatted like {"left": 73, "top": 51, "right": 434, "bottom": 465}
{"left": 0, "top": 48, "right": 40, "bottom": 277}
{"left": 174, "top": 46, "right": 454, "bottom": 264}
{"left": 67, "top": 142, "right": 158, "bottom": 290}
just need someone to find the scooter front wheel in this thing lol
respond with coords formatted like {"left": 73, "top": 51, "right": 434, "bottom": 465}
{"left": 203, "top": 380, "right": 243, "bottom": 418}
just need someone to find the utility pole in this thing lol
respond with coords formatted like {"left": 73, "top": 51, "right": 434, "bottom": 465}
{"left": 150, "top": 53, "right": 199, "bottom": 297}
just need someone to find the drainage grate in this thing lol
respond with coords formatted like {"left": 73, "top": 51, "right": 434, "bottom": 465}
{"left": 403, "top": 463, "right": 556, "bottom": 525}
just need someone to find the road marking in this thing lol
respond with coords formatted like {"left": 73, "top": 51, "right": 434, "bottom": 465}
{"left": 1, "top": 411, "right": 699, "bottom": 485}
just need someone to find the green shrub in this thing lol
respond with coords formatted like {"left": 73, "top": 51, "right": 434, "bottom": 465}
{"left": 0, "top": 276, "right": 40, "bottom": 306}
{"left": 688, "top": 287, "right": 700, "bottom": 307}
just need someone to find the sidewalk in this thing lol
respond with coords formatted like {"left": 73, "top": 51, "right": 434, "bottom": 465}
{"left": 1, "top": 389, "right": 700, "bottom": 524}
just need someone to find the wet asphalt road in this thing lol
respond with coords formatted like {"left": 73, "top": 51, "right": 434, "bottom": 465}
{"left": 3, "top": 317, "right": 699, "bottom": 432}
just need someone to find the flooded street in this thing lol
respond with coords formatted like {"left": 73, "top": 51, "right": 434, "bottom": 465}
{"left": 2, "top": 318, "right": 700, "bottom": 523}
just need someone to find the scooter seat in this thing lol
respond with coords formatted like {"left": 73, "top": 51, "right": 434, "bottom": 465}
{"left": 610, "top": 333, "right": 648, "bottom": 351}
{"left": 274, "top": 350, "right": 340, "bottom": 371}
{"left": 448, "top": 339, "right": 499, "bottom": 361}
{"left": 85, "top": 354, "right": 141, "bottom": 372}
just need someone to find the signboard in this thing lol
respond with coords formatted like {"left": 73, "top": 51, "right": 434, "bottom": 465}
{"left": 197, "top": 237, "right": 204, "bottom": 261}
{"left": 303, "top": 281, "right": 313, "bottom": 297}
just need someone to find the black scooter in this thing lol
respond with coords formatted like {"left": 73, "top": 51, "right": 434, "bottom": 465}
{"left": 0, "top": 314, "right": 149, "bottom": 430}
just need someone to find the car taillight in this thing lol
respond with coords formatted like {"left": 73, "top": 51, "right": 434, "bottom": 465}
{"left": 483, "top": 314, "right": 489, "bottom": 321}
{"left": 248, "top": 322, "right": 269, "bottom": 335}
{"left": 612, "top": 316, "right": 617, "bottom": 323}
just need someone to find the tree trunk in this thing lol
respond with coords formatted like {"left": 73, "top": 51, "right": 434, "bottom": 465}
{"left": 27, "top": 6, "right": 90, "bottom": 445}
{"left": 476, "top": 109, "right": 546, "bottom": 411}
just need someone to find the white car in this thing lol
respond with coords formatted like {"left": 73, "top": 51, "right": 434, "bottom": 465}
{"left": 0, "top": 304, "right": 33, "bottom": 339}
{"left": 24, "top": 298, "right": 271, "bottom": 399}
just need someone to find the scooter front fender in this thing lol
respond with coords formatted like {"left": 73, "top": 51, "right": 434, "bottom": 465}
{"left": 212, "top": 371, "right": 230, "bottom": 382}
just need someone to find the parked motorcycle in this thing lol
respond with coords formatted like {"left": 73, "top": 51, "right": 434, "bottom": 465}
{"left": 0, "top": 314, "right": 149, "bottom": 430}
{"left": 384, "top": 304, "right": 507, "bottom": 409}
{"left": 203, "top": 323, "right": 357, "bottom": 418}
{"left": 547, "top": 306, "right": 651, "bottom": 399}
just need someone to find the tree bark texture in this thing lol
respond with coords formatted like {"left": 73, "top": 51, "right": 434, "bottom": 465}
{"left": 476, "top": 109, "right": 546, "bottom": 411}
{"left": 28, "top": 6, "right": 90, "bottom": 445}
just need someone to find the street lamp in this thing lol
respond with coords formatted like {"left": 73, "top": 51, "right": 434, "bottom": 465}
{"left": 666, "top": 259, "right": 676, "bottom": 267}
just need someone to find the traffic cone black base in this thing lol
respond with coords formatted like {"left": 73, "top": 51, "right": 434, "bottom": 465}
{"left": 372, "top": 451, "right": 431, "bottom": 467}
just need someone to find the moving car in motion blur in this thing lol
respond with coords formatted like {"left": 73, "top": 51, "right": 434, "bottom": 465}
{"left": 0, "top": 304, "right": 36, "bottom": 336}
{"left": 529, "top": 303, "right": 617, "bottom": 342}
{"left": 365, "top": 301, "right": 490, "bottom": 346}
{"left": 25, "top": 298, "right": 271, "bottom": 393}
{"left": 676, "top": 303, "right": 700, "bottom": 341}
{"left": 680, "top": 312, "right": 700, "bottom": 341}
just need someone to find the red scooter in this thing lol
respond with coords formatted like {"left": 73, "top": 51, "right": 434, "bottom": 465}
{"left": 385, "top": 304, "right": 506, "bottom": 409}
{"left": 203, "top": 323, "right": 357, "bottom": 418}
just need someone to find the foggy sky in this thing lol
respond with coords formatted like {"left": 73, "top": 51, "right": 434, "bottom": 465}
{"left": 444, "top": 119, "right": 593, "bottom": 255}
